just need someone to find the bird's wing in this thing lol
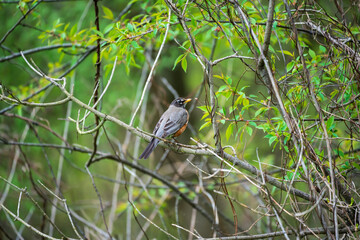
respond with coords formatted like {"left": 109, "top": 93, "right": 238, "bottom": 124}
{"left": 162, "top": 109, "right": 188, "bottom": 137}
{"left": 153, "top": 106, "right": 188, "bottom": 138}
{"left": 152, "top": 117, "right": 163, "bottom": 135}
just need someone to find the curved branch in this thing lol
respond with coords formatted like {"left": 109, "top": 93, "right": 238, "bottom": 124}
{"left": 0, "top": 1, "right": 41, "bottom": 45}
{"left": 92, "top": 154, "right": 215, "bottom": 225}
{"left": 0, "top": 44, "right": 89, "bottom": 63}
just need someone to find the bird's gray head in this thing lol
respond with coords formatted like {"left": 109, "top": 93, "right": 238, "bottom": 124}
{"left": 171, "top": 97, "right": 192, "bottom": 108}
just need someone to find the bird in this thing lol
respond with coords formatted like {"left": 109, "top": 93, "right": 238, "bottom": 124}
{"left": 139, "top": 97, "right": 192, "bottom": 159}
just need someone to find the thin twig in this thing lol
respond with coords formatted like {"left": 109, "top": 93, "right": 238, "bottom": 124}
{"left": 0, "top": 1, "right": 41, "bottom": 45}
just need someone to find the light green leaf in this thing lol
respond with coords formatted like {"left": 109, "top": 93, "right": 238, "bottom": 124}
{"left": 181, "top": 56, "right": 187, "bottom": 72}
{"left": 197, "top": 106, "right": 208, "bottom": 111}
{"left": 91, "top": 29, "right": 104, "bottom": 38}
{"left": 243, "top": 97, "right": 249, "bottom": 107}
{"left": 102, "top": 6, "right": 114, "bottom": 20}
{"left": 309, "top": 49, "right": 316, "bottom": 59}
{"left": 330, "top": 89, "right": 339, "bottom": 99}
{"left": 246, "top": 126, "right": 253, "bottom": 136}
{"left": 218, "top": 85, "right": 228, "bottom": 92}
{"left": 279, "top": 50, "right": 293, "bottom": 57}
{"left": 226, "top": 77, "right": 232, "bottom": 85}
{"left": 226, "top": 123, "right": 234, "bottom": 140}
{"left": 199, "top": 121, "right": 211, "bottom": 131}
{"left": 254, "top": 107, "right": 267, "bottom": 117}
{"left": 249, "top": 121, "right": 257, "bottom": 127}
{"left": 326, "top": 116, "right": 335, "bottom": 131}
{"left": 152, "top": 28, "right": 158, "bottom": 37}
{"left": 214, "top": 74, "right": 224, "bottom": 79}
{"left": 269, "top": 136, "right": 277, "bottom": 145}
{"left": 235, "top": 95, "right": 243, "bottom": 106}
{"left": 284, "top": 146, "right": 289, "bottom": 152}
{"left": 220, "top": 107, "right": 226, "bottom": 116}
{"left": 104, "top": 23, "right": 114, "bottom": 34}
{"left": 126, "top": 23, "right": 134, "bottom": 32}
{"left": 319, "top": 45, "right": 326, "bottom": 53}
{"left": 286, "top": 61, "right": 295, "bottom": 72}
{"left": 172, "top": 54, "right": 184, "bottom": 70}
{"left": 201, "top": 112, "right": 209, "bottom": 120}
{"left": 131, "top": 41, "right": 140, "bottom": 49}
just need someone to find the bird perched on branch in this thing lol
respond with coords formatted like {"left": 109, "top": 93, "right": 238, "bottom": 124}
{"left": 139, "top": 97, "right": 192, "bottom": 159}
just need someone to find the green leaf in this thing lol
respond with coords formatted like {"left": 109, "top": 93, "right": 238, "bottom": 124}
{"left": 60, "top": 32, "right": 66, "bottom": 39}
{"left": 353, "top": 162, "right": 360, "bottom": 171}
{"left": 226, "top": 77, "right": 232, "bottom": 85}
{"left": 273, "top": 21, "right": 278, "bottom": 29}
{"left": 197, "top": 106, "right": 208, "bottom": 112}
{"left": 243, "top": 97, "right": 249, "bottom": 107}
{"left": 181, "top": 56, "right": 187, "bottom": 72}
{"left": 220, "top": 107, "right": 226, "bottom": 116}
{"left": 152, "top": 28, "right": 158, "bottom": 37}
{"left": 131, "top": 41, "right": 140, "bottom": 49}
{"left": 226, "top": 123, "right": 234, "bottom": 140}
{"left": 249, "top": 121, "right": 257, "bottom": 127}
{"left": 269, "top": 136, "right": 277, "bottom": 145}
{"left": 309, "top": 49, "right": 316, "bottom": 59}
{"left": 330, "top": 89, "right": 339, "bottom": 99}
{"left": 235, "top": 95, "right": 243, "bottom": 106}
{"left": 199, "top": 121, "right": 211, "bottom": 131}
{"left": 256, "top": 123, "right": 269, "bottom": 131}
{"left": 104, "top": 23, "right": 114, "bottom": 34}
{"left": 246, "top": 126, "right": 253, "bottom": 136}
{"left": 102, "top": 6, "right": 114, "bottom": 20}
{"left": 218, "top": 85, "right": 228, "bottom": 92}
{"left": 284, "top": 146, "right": 289, "bottom": 152}
{"left": 172, "top": 54, "right": 184, "bottom": 70}
{"left": 126, "top": 23, "right": 134, "bottom": 32}
{"left": 214, "top": 74, "right": 224, "bottom": 79}
{"left": 126, "top": 53, "right": 131, "bottom": 68}
{"left": 286, "top": 61, "right": 295, "bottom": 72}
{"left": 319, "top": 45, "right": 326, "bottom": 53}
{"left": 229, "top": 106, "right": 235, "bottom": 114}
{"left": 326, "top": 116, "right": 335, "bottom": 131}
{"left": 110, "top": 43, "right": 117, "bottom": 51}
{"left": 69, "top": 24, "right": 77, "bottom": 37}
{"left": 91, "top": 29, "right": 104, "bottom": 38}
{"left": 279, "top": 50, "right": 293, "bottom": 57}
{"left": 254, "top": 107, "right": 267, "bottom": 117}
{"left": 201, "top": 112, "right": 209, "bottom": 120}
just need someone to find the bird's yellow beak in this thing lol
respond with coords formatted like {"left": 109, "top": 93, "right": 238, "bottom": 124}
{"left": 184, "top": 98, "right": 192, "bottom": 103}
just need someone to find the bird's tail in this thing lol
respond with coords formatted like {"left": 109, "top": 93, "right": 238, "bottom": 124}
{"left": 139, "top": 138, "right": 159, "bottom": 159}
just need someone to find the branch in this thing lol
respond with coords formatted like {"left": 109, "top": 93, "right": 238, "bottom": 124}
{"left": 0, "top": 46, "right": 96, "bottom": 114}
{"left": 92, "top": 154, "right": 216, "bottom": 225}
{"left": 260, "top": 0, "right": 275, "bottom": 59}
{"left": 306, "top": 21, "right": 360, "bottom": 62}
{"left": 0, "top": 44, "right": 88, "bottom": 63}
{"left": 212, "top": 54, "right": 255, "bottom": 66}
{"left": 0, "top": 203, "right": 63, "bottom": 240}
{"left": 16, "top": 47, "right": 338, "bottom": 225}
{"left": 0, "top": 1, "right": 41, "bottom": 45}
{"left": 204, "top": 225, "right": 359, "bottom": 239}
{"left": 2, "top": 112, "right": 68, "bottom": 144}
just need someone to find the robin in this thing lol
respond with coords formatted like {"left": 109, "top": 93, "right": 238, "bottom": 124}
{"left": 139, "top": 97, "right": 192, "bottom": 159}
